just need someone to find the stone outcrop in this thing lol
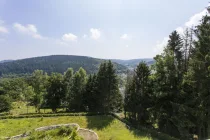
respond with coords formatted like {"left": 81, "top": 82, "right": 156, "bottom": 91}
{"left": 35, "top": 123, "right": 80, "bottom": 131}
{"left": 78, "top": 128, "right": 99, "bottom": 140}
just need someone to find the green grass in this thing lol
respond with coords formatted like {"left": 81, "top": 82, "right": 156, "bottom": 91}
{"left": 0, "top": 116, "right": 154, "bottom": 140}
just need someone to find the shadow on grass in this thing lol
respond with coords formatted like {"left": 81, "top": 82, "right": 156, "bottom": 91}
{"left": 86, "top": 115, "right": 114, "bottom": 130}
{"left": 129, "top": 125, "right": 178, "bottom": 140}
{"left": 111, "top": 113, "right": 178, "bottom": 140}
{"left": 130, "top": 128, "right": 156, "bottom": 140}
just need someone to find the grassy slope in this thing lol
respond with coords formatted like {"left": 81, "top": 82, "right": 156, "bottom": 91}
{"left": 0, "top": 116, "right": 154, "bottom": 140}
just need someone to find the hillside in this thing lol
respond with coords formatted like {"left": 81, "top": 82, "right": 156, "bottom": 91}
{"left": 0, "top": 55, "right": 127, "bottom": 76}
{"left": 111, "top": 58, "right": 154, "bottom": 69}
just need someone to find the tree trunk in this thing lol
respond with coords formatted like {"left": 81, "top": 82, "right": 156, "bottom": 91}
{"left": 124, "top": 110, "right": 127, "bottom": 119}
{"left": 204, "top": 122, "right": 208, "bottom": 139}
{"left": 27, "top": 104, "right": 28, "bottom": 114}
{"left": 198, "top": 127, "right": 202, "bottom": 140}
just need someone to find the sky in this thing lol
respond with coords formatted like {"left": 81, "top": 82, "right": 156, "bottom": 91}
{"left": 0, "top": 0, "right": 209, "bottom": 60}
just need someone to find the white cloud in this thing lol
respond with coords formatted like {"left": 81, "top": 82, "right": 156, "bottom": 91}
{"left": 13, "top": 23, "right": 44, "bottom": 39}
{"left": 125, "top": 45, "right": 129, "bottom": 48}
{"left": 0, "top": 20, "right": 9, "bottom": 34}
{"left": 90, "top": 28, "right": 101, "bottom": 40}
{"left": 0, "top": 20, "right": 4, "bottom": 25}
{"left": 0, "top": 26, "right": 9, "bottom": 34}
{"left": 176, "top": 27, "right": 184, "bottom": 36}
{"left": 185, "top": 9, "right": 207, "bottom": 27}
{"left": 83, "top": 34, "right": 87, "bottom": 39}
{"left": 175, "top": 9, "right": 208, "bottom": 36}
{"left": 56, "top": 39, "right": 68, "bottom": 46}
{"left": 121, "top": 34, "right": 130, "bottom": 40}
{"left": 155, "top": 7, "right": 208, "bottom": 54}
{"left": 154, "top": 37, "right": 169, "bottom": 54}
{"left": 62, "top": 33, "right": 78, "bottom": 42}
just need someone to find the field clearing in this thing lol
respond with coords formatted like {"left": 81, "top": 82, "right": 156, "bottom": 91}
{"left": 0, "top": 116, "right": 155, "bottom": 140}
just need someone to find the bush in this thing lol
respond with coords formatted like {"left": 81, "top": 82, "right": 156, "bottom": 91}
{"left": 0, "top": 112, "right": 10, "bottom": 116}
{"left": 0, "top": 95, "right": 12, "bottom": 112}
{"left": 57, "top": 126, "right": 73, "bottom": 136}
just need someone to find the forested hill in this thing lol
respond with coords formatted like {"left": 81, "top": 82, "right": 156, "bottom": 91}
{"left": 0, "top": 55, "right": 127, "bottom": 76}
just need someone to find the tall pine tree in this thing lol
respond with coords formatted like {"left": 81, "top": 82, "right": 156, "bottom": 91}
{"left": 97, "top": 61, "right": 123, "bottom": 113}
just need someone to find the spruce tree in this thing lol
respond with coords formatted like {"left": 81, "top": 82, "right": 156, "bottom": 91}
{"left": 97, "top": 61, "right": 123, "bottom": 113}
{"left": 152, "top": 31, "right": 185, "bottom": 138}
{"left": 124, "top": 62, "right": 152, "bottom": 125}
{"left": 186, "top": 16, "right": 210, "bottom": 139}
{"left": 83, "top": 74, "right": 99, "bottom": 111}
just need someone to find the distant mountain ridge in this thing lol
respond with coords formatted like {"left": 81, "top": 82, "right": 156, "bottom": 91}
{"left": 0, "top": 60, "right": 13, "bottom": 63}
{"left": 111, "top": 58, "right": 154, "bottom": 68}
{"left": 0, "top": 55, "right": 128, "bottom": 76}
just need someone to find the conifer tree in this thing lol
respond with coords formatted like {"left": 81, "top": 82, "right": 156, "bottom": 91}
{"left": 124, "top": 62, "right": 152, "bottom": 125}
{"left": 97, "top": 61, "right": 123, "bottom": 113}
{"left": 83, "top": 74, "right": 99, "bottom": 111}
{"left": 186, "top": 16, "right": 210, "bottom": 139}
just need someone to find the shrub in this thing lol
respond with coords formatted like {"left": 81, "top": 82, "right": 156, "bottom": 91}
{"left": 0, "top": 112, "right": 106, "bottom": 119}
{"left": 57, "top": 126, "right": 73, "bottom": 136}
{"left": 0, "top": 95, "right": 12, "bottom": 112}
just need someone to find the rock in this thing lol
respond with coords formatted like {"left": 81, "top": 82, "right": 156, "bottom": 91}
{"left": 7, "top": 123, "right": 99, "bottom": 140}
{"left": 78, "top": 128, "right": 99, "bottom": 140}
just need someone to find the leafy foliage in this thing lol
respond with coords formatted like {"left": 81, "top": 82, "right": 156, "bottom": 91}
{"left": 30, "top": 70, "right": 48, "bottom": 112}
{"left": 0, "top": 95, "right": 12, "bottom": 112}
{"left": 68, "top": 68, "right": 87, "bottom": 112}
{"left": 46, "top": 73, "right": 66, "bottom": 112}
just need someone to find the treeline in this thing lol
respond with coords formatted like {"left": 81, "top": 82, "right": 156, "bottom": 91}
{"left": 0, "top": 60, "right": 123, "bottom": 113}
{"left": 124, "top": 16, "right": 210, "bottom": 140}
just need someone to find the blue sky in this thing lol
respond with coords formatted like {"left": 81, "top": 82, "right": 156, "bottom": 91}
{"left": 0, "top": 0, "right": 209, "bottom": 60}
